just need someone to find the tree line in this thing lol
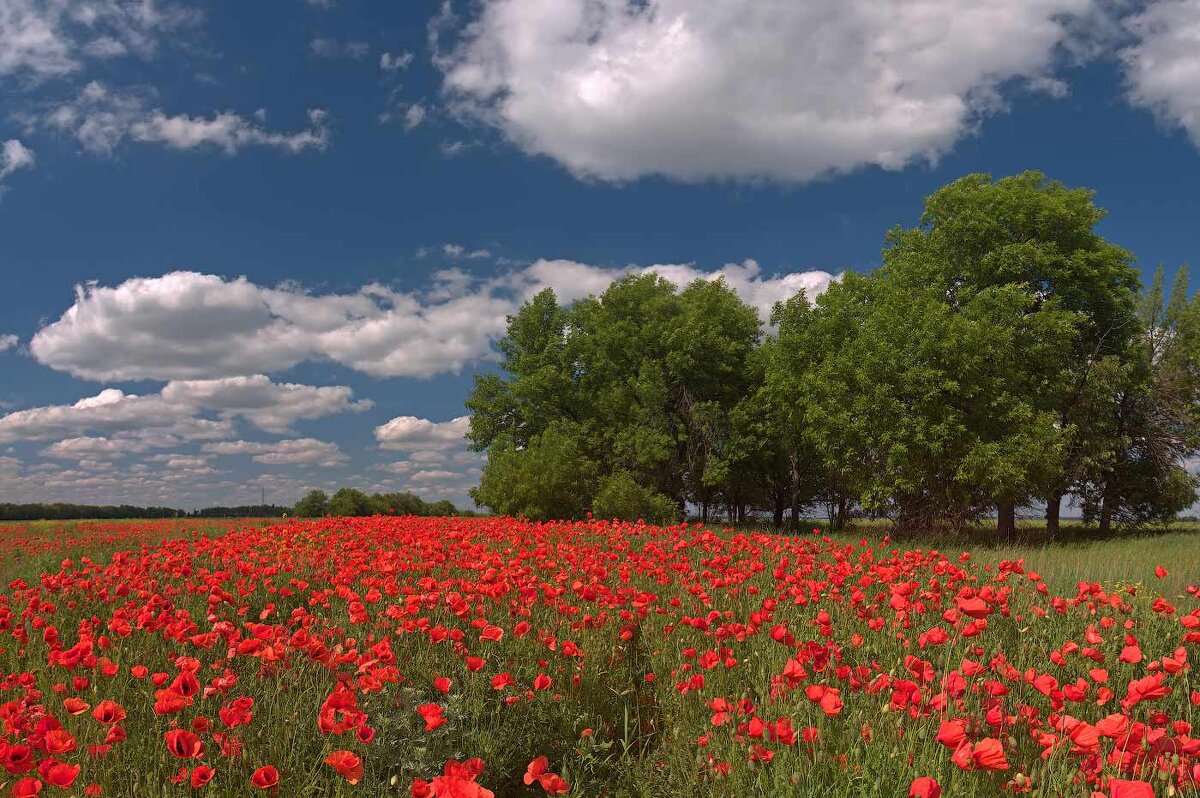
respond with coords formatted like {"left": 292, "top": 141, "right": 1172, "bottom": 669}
{"left": 291, "top": 488, "right": 466, "bottom": 518}
{"left": 0, "top": 503, "right": 291, "bottom": 521}
{"left": 467, "top": 172, "right": 1200, "bottom": 536}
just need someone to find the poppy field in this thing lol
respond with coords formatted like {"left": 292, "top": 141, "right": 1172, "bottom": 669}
{"left": 0, "top": 517, "right": 1196, "bottom": 798}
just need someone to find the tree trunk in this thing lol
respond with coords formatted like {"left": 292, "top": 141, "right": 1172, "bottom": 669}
{"left": 1099, "top": 482, "right": 1114, "bottom": 536}
{"left": 997, "top": 501, "right": 1016, "bottom": 540}
{"left": 789, "top": 454, "right": 800, "bottom": 532}
{"left": 832, "top": 498, "right": 848, "bottom": 532}
{"left": 701, "top": 501, "right": 709, "bottom": 525}
{"left": 773, "top": 494, "right": 785, "bottom": 530}
{"left": 736, "top": 504, "right": 746, "bottom": 524}
{"left": 1045, "top": 491, "right": 1062, "bottom": 541}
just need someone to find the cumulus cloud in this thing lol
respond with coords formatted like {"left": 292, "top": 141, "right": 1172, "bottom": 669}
{"left": 0, "top": 376, "right": 369, "bottom": 444}
{"left": 1, "top": 139, "right": 35, "bottom": 188}
{"left": 31, "top": 260, "right": 836, "bottom": 381}
{"left": 0, "top": 334, "right": 18, "bottom": 351}
{"left": 1122, "top": 0, "right": 1200, "bottom": 145}
{"left": 202, "top": 438, "right": 347, "bottom": 466}
{"left": 160, "top": 375, "right": 372, "bottom": 434}
{"left": 42, "top": 435, "right": 150, "bottom": 459}
{"left": 437, "top": 0, "right": 1093, "bottom": 182}
{"left": 41, "top": 82, "right": 331, "bottom": 156}
{"left": 0, "top": 0, "right": 200, "bottom": 79}
{"left": 375, "top": 415, "right": 470, "bottom": 451}
{"left": 372, "top": 415, "right": 484, "bottom": 503}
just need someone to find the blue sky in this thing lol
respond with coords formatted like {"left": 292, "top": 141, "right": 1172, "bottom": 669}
{"left": 1, "top": 0, "right": 1199, "bottom": 509}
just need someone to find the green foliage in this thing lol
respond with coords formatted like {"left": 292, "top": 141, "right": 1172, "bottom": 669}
{"left": 292, "top": 489, "right": 329, "bottom": 518}
{"left": 591, "top": 471, "right": 679, "bottom": 524}
{"left": 466, "top": 171, "right": 1200, "bottom": 536}
{"left": 326, "top": 488, "right": 376, "bottom": 517}
{"left": 470, "top": 421, "right": 600, "bottom": 520}
{"left": 470, "top": 274, "right": 763, "bottom": 522}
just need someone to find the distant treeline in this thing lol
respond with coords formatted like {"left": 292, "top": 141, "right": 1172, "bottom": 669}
{"left": 291, "top": 488, "right": 468, "bottom": 518}
{"left": 0, "top": 503, "right": 291, "bottom": 521}
{"left": 468, "top": 171, "right": 1200, "bottom": 537}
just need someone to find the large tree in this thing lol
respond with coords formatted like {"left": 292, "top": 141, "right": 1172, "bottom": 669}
{"left": 468, "top": 275, "right": 762, "bottom": 520}
{"left": 880, "top": 171, "right": 1140, "bottom": 536}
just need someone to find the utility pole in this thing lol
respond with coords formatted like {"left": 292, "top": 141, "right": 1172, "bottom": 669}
{"left": 261, "top": 486, "right": 266, "bottom": 507}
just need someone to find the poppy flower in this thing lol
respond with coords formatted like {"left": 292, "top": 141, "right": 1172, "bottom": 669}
{"left": 416, "top": 703, "right": 446, "bottom": 732}
{"left": 909, "top": 777, "right": 941, "bottom": 798}
{"left": 250, "top": 766, "right": 279, "bottom": 789}
{"left": 324, "top": 751, "right": 363, "bottom": 785}
{"left": 970, "top": 738, "right": 1009, "bottom": 771}
{"left": 43, "top": 730, "right": 76, "bottom": 755}
{"left": 165, "top": 730, "right": 204, "bottom": 759}
{"left": 1109, "top": 779, "right": 1154, "bottom": 798}
{"left": 63, "top": 697, "right": 89, "bottom": 716}
{"left": 11, "top": 778, "right": 41, "bottom": 798}
{"left": 43, "top": 761, "right": 80, "bottom": 789}
{"left": 91, "top": 701, "right": 126, "bottom": 725}
{"left": 191, "top": 766, "right": 215, "bottom": 788}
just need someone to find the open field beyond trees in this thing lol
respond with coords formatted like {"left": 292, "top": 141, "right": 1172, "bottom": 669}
{"left": 0, "top": 517, "right": 1195, "bottom": 798}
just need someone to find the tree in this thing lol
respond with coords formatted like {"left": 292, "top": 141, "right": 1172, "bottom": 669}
{"left": 425, "top": 499, "right": 459, "bottom": 517}
{"left": 592, "top": 471, "right": 679, "bottom": 524}
{"left": 1079, "top": 265, "right": 1200, "bottom": 532}
{"left": 293, "top": 490, "right": 328, "bottom": 518}
{"left": 469, "top": 274, "right": 763, "bottom": 521}
{"left": 880, "top": 171, "right": 1138, "bottom": 536}
{"left": 470, "top": 421, "right": 599, "bottom": 520}
{"left": 373, "top": 491, "right": 428, "bottom": 516}
{"left": 327, "top": 488, "right": 375, "bottom": 517}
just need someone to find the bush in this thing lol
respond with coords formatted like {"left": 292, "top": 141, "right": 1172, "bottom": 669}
{"left": 591, "top": 470, "right": 679, "bottom": 524}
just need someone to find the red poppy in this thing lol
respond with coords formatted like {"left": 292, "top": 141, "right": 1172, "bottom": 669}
{"left": 190, "top": 766, "right": 215, "bottom": 788}
{"left": 91, "top": 700, "right": 126, "bottom": 725}
{"left": 417, "top": 703, "right": 446, "bottom": 732}
{"left": 909, "top": 777, "right": 941, "bottom": 798}
{"left": 1109, "top": 779, "right": 1154, "bottom": 798}
{"left": 250, "top": 766, "right": 279, "bottom": 789}
{"left": 324, "top": 751, "right": 363, "bottom": 784}
{"left": 165, "top": 730, "right": 205, "bottom": 759}
{"left": 11, "top": 778, "right": 41, "bottom": 798}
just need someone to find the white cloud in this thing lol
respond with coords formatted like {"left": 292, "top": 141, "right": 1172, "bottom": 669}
{"left": 310, "top": 37, "right": 370, "bottom": 59}
{"left": 442, "top": 242, "right": 491, "bottom": 259}
{"left": 0, "top": 334, "right": 18, "bottom": 351}
{"left": 1, "top": 139, "right": 35, "bottom": 186}
{"left": 31, "top": 261, "right": 835, "bottom": 381}
{"left": 1123, "top": 0, "right": 1200, "bottom": 146}
{"left": 375, "top": 415, "right": 470, "bottom": 451}
{"left": 42, "top": 435, "right": 149, "bottom": 459}
{"left": 408, "top": 469, "right": 461, "bottom": 482}
{"left": 404, "top": 103, "right": 427, "bottom": 131}
{"left": 380, "top": 51, "right": 414, "bottom": 72}
{"left": 160, "top": 375, "right": 372, "bottom": 434}
{"left": 0, "top": 376, "right": 369, "bottom": 444}
{"left": 42, "top": 82, "right": 331, "bottom": 156}
{"left": 203, "top": 438, "right": 347, "bottom": 466}
{"left": 437, "top": 0, "right": 1093, "bottom": 182}
{"left": 0, "top": 0, "right": 200, "bottom": 79}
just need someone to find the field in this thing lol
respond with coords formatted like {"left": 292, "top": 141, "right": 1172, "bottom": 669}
{"left": 0, "top": 518, "right": 1195, "bottom": 798}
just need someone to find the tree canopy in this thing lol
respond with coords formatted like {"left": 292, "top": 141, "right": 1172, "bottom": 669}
{"left": 467, "top": 171, "right": 1200, "bottom": 534}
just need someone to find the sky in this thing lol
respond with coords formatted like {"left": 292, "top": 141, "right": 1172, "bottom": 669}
{"left": 1, "top": 0, "right": 1200, "bottom": 511}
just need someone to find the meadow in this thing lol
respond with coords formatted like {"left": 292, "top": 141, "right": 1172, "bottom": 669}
{"left": 0, "top": 517, "right": 1195, "bottom": 798}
